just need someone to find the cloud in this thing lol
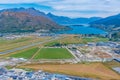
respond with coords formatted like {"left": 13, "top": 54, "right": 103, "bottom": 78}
{"left": 0, "top": 3, "right": 53, "bottom": 12}
{"left": 43, "top": 0, "right": 120, "bottom": 17}
{"left": 0, "top": 0, "right": 120, "bottom": 17}
{"left": 0, "top": 0, "right": 50, "bottom": 4}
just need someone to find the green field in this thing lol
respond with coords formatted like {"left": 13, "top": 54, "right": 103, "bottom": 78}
{"left": 34, "top": 48, "right": 74, "bottom": 59}
{"left": 10, "top": 47, "right": 39, "bottom": 59}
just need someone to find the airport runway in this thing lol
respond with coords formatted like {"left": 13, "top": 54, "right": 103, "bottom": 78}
{"left": 0, "top": 37, "right": 62, "bottom": 54}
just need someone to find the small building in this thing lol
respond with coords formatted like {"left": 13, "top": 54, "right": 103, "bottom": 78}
{"left": 0, "top": 67, "right": 7, "bottom": 75}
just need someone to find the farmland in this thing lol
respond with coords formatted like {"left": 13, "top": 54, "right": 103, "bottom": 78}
{"left": 34, "top": 48, "right": 74, "bottom": 59}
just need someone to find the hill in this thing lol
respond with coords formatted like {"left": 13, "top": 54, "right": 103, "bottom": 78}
{"left": 0, "top": 8, "right": 69, "bottom": 33}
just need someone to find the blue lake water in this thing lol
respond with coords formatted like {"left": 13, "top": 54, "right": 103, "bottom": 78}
{"left": 59, "top": 25, "right": 107, "bottom": 34}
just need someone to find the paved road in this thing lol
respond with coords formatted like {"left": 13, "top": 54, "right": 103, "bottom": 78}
{"left": 66, "top": 47, "right": 80, "bottom": 63}
{"left": 0, "top": 37, "right": 62, "bottom": 54}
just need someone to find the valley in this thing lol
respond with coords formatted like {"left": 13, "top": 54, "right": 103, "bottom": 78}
{"left": 0, "top": 6, "right": 120, "bottom": 80}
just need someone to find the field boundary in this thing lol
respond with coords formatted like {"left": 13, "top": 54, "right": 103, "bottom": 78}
{"left": 30, "top": 47, "right": 42, "bottom": 59}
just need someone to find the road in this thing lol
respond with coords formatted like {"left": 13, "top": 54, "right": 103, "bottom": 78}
{"left": 0, "top": 36, "right": 62, "bottom": 54}
{"left": 66, "top": 47, "right": 80, "bottom": 63}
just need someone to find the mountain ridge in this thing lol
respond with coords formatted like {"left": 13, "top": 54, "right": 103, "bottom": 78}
{"left": 0, "top": 8, "right": 69, "bottom": 33}
{"left": 90, "top": 13, "right": 120, "bottom": 40}
{"left": 47, "top": 12, "right": 102, "bottom": 25}
{"left": 90, "top": 13, "right": 120, "bottom": 31}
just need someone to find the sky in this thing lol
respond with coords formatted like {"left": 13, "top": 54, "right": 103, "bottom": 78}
{"left": 0, "top": 0, "right": 120, "bottom": 18}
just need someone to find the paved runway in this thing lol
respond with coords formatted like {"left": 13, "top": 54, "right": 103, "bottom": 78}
{"left": 0, "top": 37, "right": 61, "bottom": 54}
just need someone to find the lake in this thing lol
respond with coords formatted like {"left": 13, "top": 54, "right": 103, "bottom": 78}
{"left": 58, "top": 25, "right": 107, "bottom": 35}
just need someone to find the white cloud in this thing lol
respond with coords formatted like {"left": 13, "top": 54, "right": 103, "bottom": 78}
{"left": 0, "top": 0, "right": 50, "bottom": 4}
{"left": 0, "top": 0, "right": 120, "bottom": 17}
{"left": 43, "top": 0, "right": 120, "bottom": 17}
{"left": 54, "top": 0, "right": 117, "bottom": 11}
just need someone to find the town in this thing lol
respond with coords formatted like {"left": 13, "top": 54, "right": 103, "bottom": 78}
{"left": 0, "top": 33, "right": 120, "bottom": 80}
{"left": 0, "top": 67, "right": 92, "bottom": 80}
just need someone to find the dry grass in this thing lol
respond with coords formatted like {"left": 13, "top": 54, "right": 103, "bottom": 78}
{"left": 0, "top": 36, "right": 50, "bottom": 52}
{"left": 45, "top": 35, "right": 109, "bottom": 46}
{"left": 104, "top": 60, "right": 120, "bottom": 67}
{"left": 19, "top": 63, "right": 120, "bottom": 80}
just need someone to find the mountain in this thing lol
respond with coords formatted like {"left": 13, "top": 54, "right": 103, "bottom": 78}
{"left": 90, "top": 14, "right": 120, "bottom": 40}
{"left": 0, "top": 8, "right": 69, "bottom": 33}
{"left": 90, "top": 13, "right": 120, "bottom": 31}
{"left": 0, "top": 7, "right": 47, "bottom": 17}
{"left": 47, "top": 13, "right": 102, "bottom": 25}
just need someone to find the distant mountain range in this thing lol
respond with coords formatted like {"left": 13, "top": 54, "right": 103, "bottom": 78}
{"left": 1, "top": 7, "right": 120, "bottom": 34}
{"left": 90, "top": 14, "right": 120, "bottom": 31}
{"left": 47, "top": 13, "right": 102, "bottom": 25}
{"left": 0, "top": 8, "right": 69, "bottom": 33}
{"left": 90, "top": 13, "right": 120, "bottom": 40}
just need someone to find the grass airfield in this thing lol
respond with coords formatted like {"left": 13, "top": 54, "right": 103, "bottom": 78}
{"left": 34, "top": 48, "right": 73, "bottom": 59}
{"left": 10, "top": 47, "right": 39, "bottom": 59}
{"left": 9, "top": 47, "right": 74, "bottom": 59}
